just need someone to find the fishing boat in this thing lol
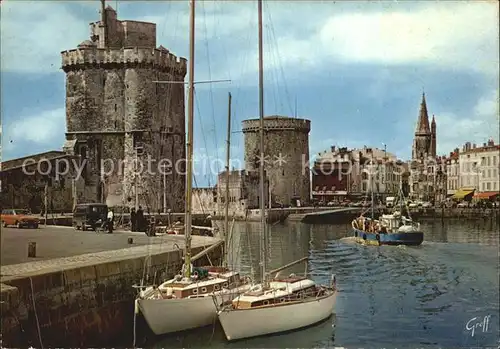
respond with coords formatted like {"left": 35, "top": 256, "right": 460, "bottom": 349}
{"left": 133, "top": 0, "right": 251, "bottom": 336}
{"left": 215, "top": 0, "right": 337, "bottom": 341}
{"left": 351, "top": 161, "right": 424, "bottom": 246}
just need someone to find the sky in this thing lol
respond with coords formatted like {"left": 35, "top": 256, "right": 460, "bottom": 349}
{"left": 1, "top": 0, "right": 499, "bottom": 187}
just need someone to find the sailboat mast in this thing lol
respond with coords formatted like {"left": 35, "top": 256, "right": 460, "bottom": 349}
{"left": 223, "top": 92, "right": 232, "bottom": 267}
{"left": 399, "top": 175, "right": 403, "bottom": 215}
{"left": 257, "top": 0, "right": 267, "bottom": 283}
{"left": 184, "top": 0, "right": 195, "bottom": 278}
{"left": 370, "top": 154, "right": 374, "bottom": 220}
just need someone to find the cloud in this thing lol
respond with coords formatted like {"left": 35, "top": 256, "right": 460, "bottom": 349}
{"left": 3, "top": 1, "right": 497, "bottom": 83}
{"left": 318, "top": 2, "right": 499, "bottom": 75}
{"left": 436, "top": 89, "right": 499, "bottom": 155}
{"left": 5, "top": 107, "right": 66, "bottom": 146}
{"left": 0, "top": 2, "right": 90, "bottom": 74}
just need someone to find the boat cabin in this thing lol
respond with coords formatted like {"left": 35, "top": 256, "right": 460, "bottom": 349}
{"left": 232, "top": 277, "right": 325, "bottom": 309}
{"left": 157, "top": 268, "right": 243, "bottom": 299}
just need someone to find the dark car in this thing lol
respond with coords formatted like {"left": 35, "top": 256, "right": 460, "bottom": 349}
{"left": 73, "top": 203, "right": 108, "bottom": 231}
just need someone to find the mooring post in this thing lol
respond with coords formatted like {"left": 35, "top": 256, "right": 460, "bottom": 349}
{"left": 128, "top": 237, "right": 133, "bottom": 244}
{"left": 28, "top": 242, "right": 36, "bottom": 258}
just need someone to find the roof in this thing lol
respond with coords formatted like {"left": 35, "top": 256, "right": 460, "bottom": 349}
{"left": 0, "top": 151, "right": 71, "bottom": 172}
{"left": 461, "top": 144, "right": 500, "bottom": 154}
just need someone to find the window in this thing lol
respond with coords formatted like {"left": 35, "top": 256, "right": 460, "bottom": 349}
{"left": 488, "top": 169, "right": 491, "bottom": 178}
{"left": 494, "top": 182, "right": 497, "bottom": 190}
{"left": 487, "top": 182, "right": 491, "bottom": 190}
{"left": 493, "top": 156, "right": 497, "bottom": 166}
{"left": 482, "top": 183, "right": 485, "bottom": 191}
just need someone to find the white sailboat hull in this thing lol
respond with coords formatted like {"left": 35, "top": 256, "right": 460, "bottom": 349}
{"left": 137, "top": 284, "right": 251, "bottom": 335}
{"left": 217, "top": 289, "right": 337, "bottom": 341}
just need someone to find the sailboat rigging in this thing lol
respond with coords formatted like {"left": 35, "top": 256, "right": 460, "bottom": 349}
{"left": 215, "top": 0, "right": 338, "bottom": 341}
{"left": 133, "top": 0, "right": 251, "bottom": 336}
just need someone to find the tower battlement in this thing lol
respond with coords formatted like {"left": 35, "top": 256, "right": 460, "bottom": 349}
{"left": 61, "top": 47, "right": 187, "bottom": 75}
{"left": 242, "top": 116, "right": 311, "bottom": 133}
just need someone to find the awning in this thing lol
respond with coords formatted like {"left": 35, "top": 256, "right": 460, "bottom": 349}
{"left": 452, "top": 188, "right": 475, "bottom": 199}
{"left": 473, "top": 191, "right": 499, "bottom": 200}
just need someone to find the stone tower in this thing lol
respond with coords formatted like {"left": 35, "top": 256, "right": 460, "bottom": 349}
{"left": 61, "top": 4, "right": 187, "bottom": 212}
{"left": 411, "top": 93, "right": 436, "bottom": 160}
{"left": 242, "top": 116, "right": 311, "bottom": 206}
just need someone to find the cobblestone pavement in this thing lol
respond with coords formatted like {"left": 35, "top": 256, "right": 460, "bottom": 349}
{"left": 0, "top": 225, "right": 218, "bottom": 274}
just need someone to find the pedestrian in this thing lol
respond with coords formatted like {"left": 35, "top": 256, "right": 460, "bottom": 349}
{"left": 136, "top": 206, "right": 144, "bottom": 232}
{"left": 130, "top": 207, "right": 137, "bottom": 232}
{"left": 107, "top": 208, "right": 114, "bottom": 234}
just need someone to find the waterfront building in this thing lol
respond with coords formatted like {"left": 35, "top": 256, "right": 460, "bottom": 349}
{"left": 242, "top": 116, "right": 311, "bottom": 207}
{"left": 61, "top": 5, "right": 186, "bottom": 211}
{"left": 0, "top": 6, "right": 187, "bottom": 213}
{"left": 215, "top": 170, "right": 268, "bottom": 216}
{"left": 311, "top": 145, "right": 403, "bottom": 202}
{"left": 456, "top": 139, "right": 500, "bottom": 201}
{"left": 446, "top": 149, "right": 460, "bottom": 196}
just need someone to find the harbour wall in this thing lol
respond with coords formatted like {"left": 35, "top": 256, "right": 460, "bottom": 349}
{"left": 0, "top": 238, "right": 222, "bottom": 347}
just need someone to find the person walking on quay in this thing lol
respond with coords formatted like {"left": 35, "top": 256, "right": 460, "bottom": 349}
{"left": 130, "top": 207, "right": 137, "bottom": 232}
{"left": 136, "top": 206, "right": 145, "bottom": 232}
{"left": 107, "top": 208, "right": 114, "bottom": 234}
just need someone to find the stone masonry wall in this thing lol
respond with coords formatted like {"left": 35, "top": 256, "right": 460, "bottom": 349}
{"left": 62, "top": 41, "right": 187, "bottom": 211}
{"left": 243, "top": 117, "right": 311, "bottom": 206}
{"left": 0, "top": 241, "right": 222, "bottom": 347}
{"left": 192, "top": 188, "right": 217, "bottom": 216}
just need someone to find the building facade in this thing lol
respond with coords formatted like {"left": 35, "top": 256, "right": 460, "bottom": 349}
{"left": 216, "top": 170, "right": 269, "bottom": 217}
{"left": 446, "top": 149, "right": 460, "bottom": 196}
{"left": 242, "top": 116, "right": 310, "bottom": 207}
{"left": 0, "top": 152, "right": 78, "bottom": 212}
{"left": 312, "top": 145, "right": 404, "bottom": 202}
{"left": 61, "top": 5, "right": 186, "bottom": 212}
{"left": 459, "top": 139, "right": 500, "bottom": 194}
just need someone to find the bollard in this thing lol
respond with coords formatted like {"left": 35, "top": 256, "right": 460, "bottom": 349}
{"left": 128, "top": 238, "right": 133, "bottom": 244}
{"left": 28, "top": 242, "right": 36, "bottom": 258}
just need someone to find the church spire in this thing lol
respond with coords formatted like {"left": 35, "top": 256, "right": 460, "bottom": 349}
{"left": 415, "top": 92, "right": 430, "bottom": 134}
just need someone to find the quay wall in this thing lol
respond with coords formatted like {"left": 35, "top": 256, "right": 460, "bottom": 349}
{"left": 0, "top": 239, "right": 222, "bottom": 347}
{"left": 37, "top": 212, "right": 211, "bottom": 228}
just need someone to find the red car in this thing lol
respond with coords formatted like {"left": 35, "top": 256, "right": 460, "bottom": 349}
{"left": 1, "top": 209, "right": 40, "bottom": 228}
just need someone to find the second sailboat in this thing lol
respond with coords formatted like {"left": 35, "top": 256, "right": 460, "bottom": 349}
{"left": 216, "top": 0, "right": 338, "bottom": 341}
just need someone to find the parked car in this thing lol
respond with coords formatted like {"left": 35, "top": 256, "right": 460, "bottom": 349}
{"left": 457, "top": 201, "right": 469, "bottom": 208}
{"left": 1, "top": 209, "right": 40, "bottom": 228}
{"left": 421, "top": 202, "right": 433, "bottom": 208}
{"left": 72, "top": 203, "right": 108, "bottom": 231}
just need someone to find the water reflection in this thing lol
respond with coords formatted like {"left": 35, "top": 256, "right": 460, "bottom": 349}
{"left": 149, "top": 219, "right": 499, "bottom": 348}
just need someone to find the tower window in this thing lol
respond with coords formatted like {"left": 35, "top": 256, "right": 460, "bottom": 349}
{"left": 114, "top": 104, "right": 117, "bottom": 112}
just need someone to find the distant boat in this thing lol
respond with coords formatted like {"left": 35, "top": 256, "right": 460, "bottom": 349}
{"left": 351, "top": 159, "right": 424, "bottom": 246}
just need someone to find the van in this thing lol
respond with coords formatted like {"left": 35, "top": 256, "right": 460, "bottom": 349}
{"left": 73, "top": 203, "right": 108, "bottom": 231}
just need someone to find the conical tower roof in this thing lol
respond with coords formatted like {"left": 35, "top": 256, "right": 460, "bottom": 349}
{"left": 415, "top": 93, "right": 430, "bottom": 134}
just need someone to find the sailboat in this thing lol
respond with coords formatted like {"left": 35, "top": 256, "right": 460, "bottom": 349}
{"left": 134, "top": 0, "right": 251, "bottom": 336}
{"left": 351, "top": 158, "right": 424, "bottom": 246}
{"left": 215, "top": 0, "right": 338, "bottom": 341}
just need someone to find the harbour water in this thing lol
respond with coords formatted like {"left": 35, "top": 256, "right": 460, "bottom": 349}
{"left": 146, "top": 218, "right": 499, "bottom": 348}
